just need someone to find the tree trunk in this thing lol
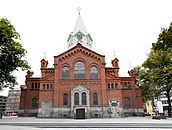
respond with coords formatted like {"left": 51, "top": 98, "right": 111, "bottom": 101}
{"left": 166, "top": 90, "right": 171, "bottom": 117}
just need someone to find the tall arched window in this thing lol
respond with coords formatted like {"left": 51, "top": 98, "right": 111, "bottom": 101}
{"left": 124, "top": 82, "right": 127, "bottom": 89}
{"left": 32, "top": 98, "right": 38, "bottom": 109}
{"left": 90, "top": 66, "right": 98, "bottom": 79}
{"left": 111, "top": 83, "right": 114, "bottom": 89}
{"left": 107, "top": 83, "right": 110, "bottom": 90}
{"left": 120, "top": 82, "right": 123, "bottom": 89}
{"left": 32, "top": 83, "right": 34, "bottom": 89}
{"left": 93, "top": 93, "right": 98, "bottom": 105}
{"left": 63, "top": 93, "right": 68, "bottom": 106}
{"left": 62, "top": 66, "right": 70, "bottom": 79}
{"left": 74, "top": 61, "right": 85, "bottom": 79}
{"left": 124, "top": 97, "right": 130, "bottom": 108}
{"left": 82, "top": 92, "right": 87, "bottom": 105}
{"left": 128, "top": 82, "right": 131, "bottom": 89}
{"left": 74, "top": 92, "right": 79, "bottom": 105}
{"left": 115, "top": 83, "right": 118, "bottom": 89}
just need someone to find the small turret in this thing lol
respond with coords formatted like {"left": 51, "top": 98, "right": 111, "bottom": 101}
{"left": 128, "top": 69, "right": 135, "bottom": 77}
{"left": 111, "top": 58, "right": 119, "bottom": 68}
{"left": 26, "top": 70, "right": 33, "bottom": 78}
{"left": 41, "top": 59, "right": 48, "bottom": 68}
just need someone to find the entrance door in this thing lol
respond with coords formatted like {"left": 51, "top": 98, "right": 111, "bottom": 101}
{"left": 76, "top": 109, "right": 85, "bottom": 119}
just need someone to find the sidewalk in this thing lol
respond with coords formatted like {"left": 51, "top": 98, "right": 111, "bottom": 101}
{"left": 0, "top": 116, "right": 172, "bottom": 130}
{"left": 1, "top": 116, "right": 172, "bottom": 123}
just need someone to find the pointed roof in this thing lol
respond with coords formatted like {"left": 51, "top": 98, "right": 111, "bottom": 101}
{"left": 72, "top": 13, "right": 87, "bottom": 35}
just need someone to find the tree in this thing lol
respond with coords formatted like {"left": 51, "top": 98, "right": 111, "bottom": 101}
{"left": 133, "top": 66, "right": 159, "bottom": 103}
{"left": 0, "top": 18, "right": 30, "bottom": 90}
{"left": 136, "top": 23, "right": 172, "bottom": 117}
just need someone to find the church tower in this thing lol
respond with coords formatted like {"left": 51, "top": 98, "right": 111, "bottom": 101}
{"left": 67, "top": 9, "right": 93, "bottom": 50}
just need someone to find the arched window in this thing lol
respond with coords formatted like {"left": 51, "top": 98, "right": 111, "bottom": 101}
{"left": 128, "top": 82, "right": 131, "bottom": 89}
{"left": 50, "top": 84, "right": 53, "bottom": 90}
{"left": 115, "top": 83, "right": 118, "bottom": 89}
{"left": 32, "top": 83, "right": 34, "bottom": 89}
{"left": 124, "top": 97, "right": 130, "bottom": 108}
{"left": 93, "top": 93, "right": 98, "bottom": 105}
{"left": 62, "top": 66, "right": 70, "bottom": 79}
{"left": 74, "top": 61, "right": 85, "bottom": 79}
{"left": 124, "top": 82, "right": 127, "bottom": 89}
{"left": 47, "top": 84, "right": 49, "bottom": 90}
{"left": 120, "top": 82, "right": 123, "bottom": 89}
{"left": 43, "top": 84, "right": 46, "bottom": 90}
{"left": 38, "top": 83, "right": 40, "bottom": 89}
{"left": 82, "top": 92, "right": 87, "bottom": 105}
{"left": 107, "top": 83, "right": 110, "bottom": 90}
{"left": 63, "top": 93, "right": 68, "bottom": 106}
{"left": 32, "top": 98, "right": 38, "bottom": 109}
{"left": 111, "top": 83, "right": 114, "bottom": 89}
{"left": 35, "top": 83, "right": 37, "bottom": 89}
{"left": 74, "top": 92, "right": 79, "bottom": 105}
{"left": 90, "top": 66, "right": 98, "bottom": 79}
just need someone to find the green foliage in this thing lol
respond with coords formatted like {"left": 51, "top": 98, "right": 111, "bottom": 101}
{"left": 0, "top": 18, "right": 30, "bottom": 89}
{"left": 133, "top": 66, "right": 159, "bottom": 103}
{"left": 135, "top": 22, "right": 172, "bottom": 117}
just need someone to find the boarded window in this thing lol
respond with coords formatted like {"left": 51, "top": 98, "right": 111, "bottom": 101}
{"left": 32, "top": 98, "right": 38, "bottom": 109}
{"left": 93, "top": 93, "right": 98, "bottom": 105}
{"left": 63, "top": 93, "right": 68, "bottom": 106}
{"left": 124, "top": 97, "right": 130, "bottom": 108}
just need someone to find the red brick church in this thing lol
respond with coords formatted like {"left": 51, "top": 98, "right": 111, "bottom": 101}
{"left": 19, "top": 12, "right": 143, "bottom": 118}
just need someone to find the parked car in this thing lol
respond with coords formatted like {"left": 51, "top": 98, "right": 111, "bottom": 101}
{"left": 8, "top": 113, "right": 17, "bottom": 116}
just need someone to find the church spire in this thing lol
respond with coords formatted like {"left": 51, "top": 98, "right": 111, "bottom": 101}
{"left": 67, "top": 8, "right": 93, "bottom": 50}
{"left": 72, "top": 9, "right": 87, "bottom": 35}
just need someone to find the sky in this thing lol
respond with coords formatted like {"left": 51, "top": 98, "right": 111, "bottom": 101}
{"left": 0, "top": 0, "right": 172, "bottom": 95}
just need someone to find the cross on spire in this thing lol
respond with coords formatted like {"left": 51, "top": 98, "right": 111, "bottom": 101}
{"left": 43, "top": 52, "right": 47, "bottom": 60}
{"left": 77, "top": 7, "right": 81, "bottom": 14}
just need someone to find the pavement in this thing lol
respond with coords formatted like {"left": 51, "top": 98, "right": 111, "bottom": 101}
{"left": 0, "top": 116, "right": 172, "bottom": 130}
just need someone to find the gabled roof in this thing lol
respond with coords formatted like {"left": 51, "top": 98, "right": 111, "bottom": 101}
{"left": 54, "top": 43, "right": 104, "bottom": 58}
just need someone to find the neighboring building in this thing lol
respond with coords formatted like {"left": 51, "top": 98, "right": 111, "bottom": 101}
{"left": 0, "top": 95, "right": 7, "bottom": 116}
{"left": 153, "top": 91, "right": 172, "bottom": 115}
{"left": 145, "top": 91, "right": 172, "bottom": 116}
{"left": 19, "top": 12, "right": 143, "bottom": 118}
{"left": 160, "top": 91, "right": 172, "bottom": 112}
{"left": 5, "top": 89, "right": 21, "bottom": 115}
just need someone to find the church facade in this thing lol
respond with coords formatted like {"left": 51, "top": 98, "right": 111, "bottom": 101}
{"left": 19, "top": 13, "right": 143, "bottom": 118}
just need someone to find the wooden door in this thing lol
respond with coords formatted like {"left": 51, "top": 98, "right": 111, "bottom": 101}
{"left": 76, "top": 109, "right": 85, "bottom": 119}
